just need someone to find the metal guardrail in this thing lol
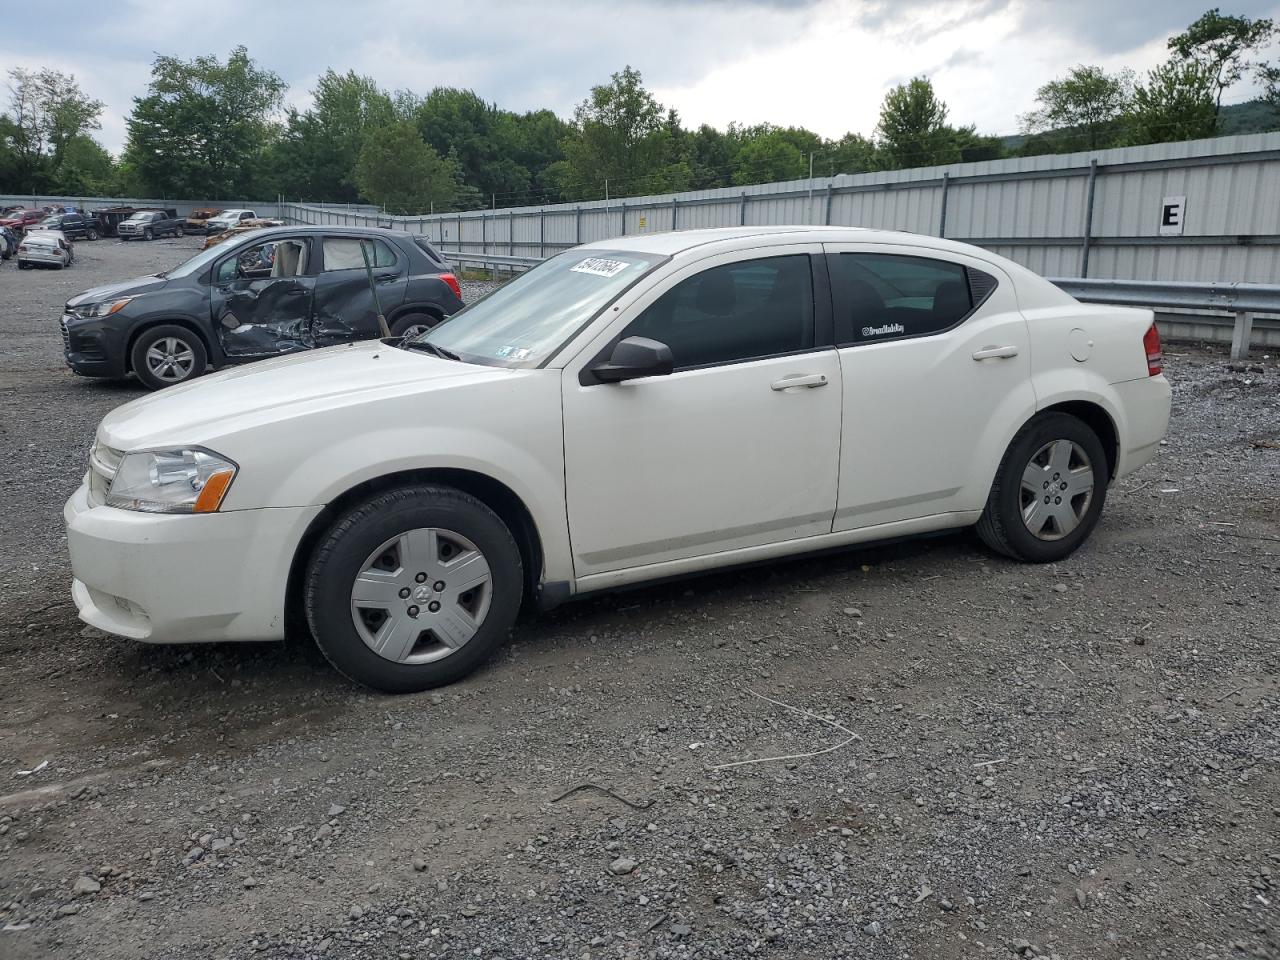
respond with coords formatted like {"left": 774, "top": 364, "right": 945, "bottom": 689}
{"left": 1049, "top": 278, "right": 1280, "bottom": 359}
{"left": 442, "top": 250, "right": 541, "bottom": 273}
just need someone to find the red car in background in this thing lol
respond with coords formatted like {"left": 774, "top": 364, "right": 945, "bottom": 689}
{"left": 0, "top": 209, "right": 46, "bottom": 231}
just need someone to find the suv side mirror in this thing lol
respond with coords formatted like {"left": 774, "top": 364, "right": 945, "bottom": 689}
{"left": 590, "top": 336, "right": 674, "bottom": 384}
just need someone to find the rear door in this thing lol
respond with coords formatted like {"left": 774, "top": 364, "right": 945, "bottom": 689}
{"left": 311, "top": 235, "right": 408, "bottom": 345}
{"left": 824, "top": 242, "right": 1036, "bottom": 531}
{"left": 210, "top": 236, "right": 318, "bottom": 358}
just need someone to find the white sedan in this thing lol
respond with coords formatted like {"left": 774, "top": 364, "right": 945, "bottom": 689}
{"left": 18, "top": 229, "right": 73, "bottom": 269}
{"left": 65, "top": 227, "right": 1171, "bottom": 692}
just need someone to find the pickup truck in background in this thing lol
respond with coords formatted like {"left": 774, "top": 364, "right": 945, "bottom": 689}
{"left": 117, "top": 209, "right": 183, "bottom": 241}
{"left": 184, "top": 207, "right": 222, "bottom": 234}
{"left": 203, "top": 209, "right": 259, "bottom": 234}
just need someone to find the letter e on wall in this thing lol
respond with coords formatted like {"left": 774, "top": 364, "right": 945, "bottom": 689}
{"left": 1159, "top": 196, "right": 1186, "bottom": 237}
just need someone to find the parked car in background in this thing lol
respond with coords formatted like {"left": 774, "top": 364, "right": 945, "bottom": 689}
{"left": 92, "top": 207, "right": 140, "bottom": 238}
{"left": 0, "top": 209, "right": 46, "bottom": 231}
{"left": 201, "top": 217, "right": 285, "bottom": 249}
{"left": 0, "top": 225, "right": 18, "bottom": 260}
{"left": 204, "top": 209, "right": 257, "bottom": 235}
{"left": 61, "top": 226, "right": 1172, "bottom": 692}
{"left": 18, "top": 230, "right": 73, "bottom": 269}
{"left": 60, "top": 225, "right": 464, "bottom": 389}
{"left": 183, "top": 207, "right": 222, "bottom": 234}
{"left": 33, "top": 212, "right": 101, "bottom": 241}
{"left": 117, "top": 209, "right": 183, "bottom": 241}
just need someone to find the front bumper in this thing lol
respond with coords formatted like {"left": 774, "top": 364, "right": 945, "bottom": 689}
{"left": 64, "top": 482, "right": 323, "bottom": 643}
{"left": 60, "top": 314, "right": 127, "bottom": 378}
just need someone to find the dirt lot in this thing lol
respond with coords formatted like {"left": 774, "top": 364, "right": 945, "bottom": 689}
{"left": 0, "top": 237, "right": 1278, "bottom": 960}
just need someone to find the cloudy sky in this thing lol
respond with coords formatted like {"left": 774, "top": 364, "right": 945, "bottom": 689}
{"left": 4, "top": 0, "right": 1280, "bottom": 154}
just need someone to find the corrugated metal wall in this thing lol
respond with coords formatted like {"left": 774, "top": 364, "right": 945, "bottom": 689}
{"left": 277, "top": 130, "right": 1280, "bottom": 284}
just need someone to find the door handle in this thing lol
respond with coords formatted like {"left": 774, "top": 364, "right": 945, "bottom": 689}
{"left": 972, "top": 345, "right": 1019, "bottom": 361}
{"left": 770, "top": 373, "right": 829, "bottom": 391}
{"left": 375, "top": 273, "right": 397, "bottom": 283}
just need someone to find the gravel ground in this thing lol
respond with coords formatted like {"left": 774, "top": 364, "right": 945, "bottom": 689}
{"left": 1, "top": 238, "right": 1278, "bottom": 960}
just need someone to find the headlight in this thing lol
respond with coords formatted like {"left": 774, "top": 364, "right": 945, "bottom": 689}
{"left": 106, "top": 448, "right": 237, "bottom": 514}
{"left": 73, "top": 297, "right": 134, "bottom": 319}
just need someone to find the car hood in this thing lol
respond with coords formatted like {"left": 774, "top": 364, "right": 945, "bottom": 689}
{"left": 99, "top": 341, "right": 507, "bottom": 450}
{"left": 67, "top": 276, "right": 169, "bottom": 307}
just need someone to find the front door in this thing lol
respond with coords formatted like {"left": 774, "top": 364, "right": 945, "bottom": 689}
{"left": 211, "top": 237, "right": 316, "bottom": 358}
{"left": 561, "top": 247, "right": 842, "bottom": 579}
{"left": 824, "top": 243, "right": 1037, "bottom": 531}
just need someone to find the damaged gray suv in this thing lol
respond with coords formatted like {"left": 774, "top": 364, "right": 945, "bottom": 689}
{"left": 60, "top": 226, "right": 465, "bottom": 390}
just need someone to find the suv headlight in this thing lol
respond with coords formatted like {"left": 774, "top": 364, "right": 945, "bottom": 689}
{"left": 106, "top": 448, "right": 237, "bottom": 513}
{"left": 72, "top": 296, "right": 134, "bottom": 320}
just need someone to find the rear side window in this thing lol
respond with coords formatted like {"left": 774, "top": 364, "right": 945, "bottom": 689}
{"left": 624, "top": 255, "right": 815, "bottom": 369}
{"left": 323, "top": 237, "right": 397, "bottom": 271}
{"left": 832, "top": 253, "right": 995, "bottom": 344}
{"left": 413, "top": 236, "right": 445, "bottom": 265}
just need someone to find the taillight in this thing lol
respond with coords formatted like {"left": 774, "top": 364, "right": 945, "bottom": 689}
{"left": 439, "top": 273, "right": 462, "bottom": 300}
{"left": 1143, "top": 322, "right": 1163, "bottom": 377}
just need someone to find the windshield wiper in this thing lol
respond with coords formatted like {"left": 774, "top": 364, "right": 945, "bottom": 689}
{"left": 399, "top": 339, "right": 462, "bottom": 362}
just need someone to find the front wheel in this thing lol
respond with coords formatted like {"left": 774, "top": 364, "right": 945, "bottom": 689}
{"left": 304, "top": 485, "right": 523, "bottom": 693}
{"left": 143, "top": 228, "right": 153, "bottom": 241}
{"left": 976, "top": 412, "right": 1108, "bottom": 563}
{"left": 86, "top": 229, "right": 98, "bottom": 241}
{"left": 130, "top": 325, "right": 208, "bottom": 390}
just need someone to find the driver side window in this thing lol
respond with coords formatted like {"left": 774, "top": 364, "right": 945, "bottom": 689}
{"left": 217, "top": 239, "right": 309, "bottom": 282}
{"left": 623, "top": 255, "right": 815, "bottom": 369}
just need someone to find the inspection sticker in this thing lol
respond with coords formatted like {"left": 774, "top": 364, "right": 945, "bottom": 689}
{"left": 570, "top": 257, "right": 631, "bottom": 278}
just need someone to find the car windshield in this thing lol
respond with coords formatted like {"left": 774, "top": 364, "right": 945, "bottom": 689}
{"left": 411, "top": 249, "right": 663, "bottom": 368}
{"left": 38, "top": 218, "right": 61, "bottom": 227}
{"left": 125, "top": 213, "right": 152, "bottom": 221}
{"left": 160, "top": 240, "right": 239, "bottom": 279}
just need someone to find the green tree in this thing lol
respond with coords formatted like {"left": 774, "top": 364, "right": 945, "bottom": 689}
{"left": 556, "top": 66, "right": 677, "bottom": 199}
{"left": 354, "top": 121, "right": 459, "bottom": 212}
{"left": 270, "top": 70, "right": 394, "bottom": 201}
{"left": 951, "top": 127, "right": 1006, "bottom": 162}
{"left": 1168, "top": 8, "right": 1275, "bottom": 116}
{"left": 823, "top": 132, "right": 880, "bottom": 175}
{"left": 4, "top": 67, "right": 103, "bottom": 192}
{"left": 1259, "top": 61, "right": 1280, "bottom": 109}
{"left": 1020, "top": 65, "right": 1134, "bottom": 150}
{"left": 123, "top": 46, "right": 285, "bottom": 198}
{"left": 875, "top": 77, "right": 958, "bottom": 168}
{"left": 685, "top": 124, "right": 734, "bottom": 188}
{"left": 1125, "top": 59, "right": 1218, "bottom": 144}
{"left": 730, "top": 126, "right": 808, "bottom": 185}
{"left": 52, "top": 134, "right": 115, "bottom": 194}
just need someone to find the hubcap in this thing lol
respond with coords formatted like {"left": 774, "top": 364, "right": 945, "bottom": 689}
{"left": 144, "top": 337, "right": 196, "bottom": 382}
{"left": 401, "top": 324, "right": 431, "bottom": 340}
{"left": 349, "top": 527, "right": 492, "bottom": 664}
{"left": 1019, "top": 439, "right": 1095, "bottom": 541}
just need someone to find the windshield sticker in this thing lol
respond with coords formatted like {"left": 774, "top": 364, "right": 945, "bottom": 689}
{"left": 570, "top": 257, "right": 631, "bottom": 278}
{"left": 861, "top": 322, "right": 905, "bottom": 338}
{"left": 495, "top": 345, "right": 533, "bottom": 361}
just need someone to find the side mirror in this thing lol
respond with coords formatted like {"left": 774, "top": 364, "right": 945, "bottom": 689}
{"left": 590, "top": 336, "right": 674, "bottom": 384}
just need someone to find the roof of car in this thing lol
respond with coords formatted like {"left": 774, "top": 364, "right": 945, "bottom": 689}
{"left": 226, "top": 224, "right": 419, "bottom": 242}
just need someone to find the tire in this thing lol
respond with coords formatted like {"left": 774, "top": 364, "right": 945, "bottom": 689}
{"left": 304, "top": 484, "right": 523, "bottom": 693}
{"left": 18, "top": 261, "right": 30, "bottom": 270}
{"left": 87, "top": 229, "right": 98, "bottom": 241}
{"left": 143, "top": 228, "right": 153, "bottom": 241}
{"left": 130, "top": 324, "right": 208, "bottom": 390}
{"left": 389, "top": 312, "right": 440, "bottom": 339}
{"left": 976, "top": 412, "right": 1108, "bottom": 563}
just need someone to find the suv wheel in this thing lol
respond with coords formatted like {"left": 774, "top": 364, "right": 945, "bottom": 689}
{"left": 86, "top": 229, "right": 98, "bottom": 241}
{"left": 143, "top": 228, "right": 153, "bottom": 241}
{"left": 130, "top": 325, "right": 208, "bottom": 390}
{"left": 976, "top": 412, "right": 1109, "bottom": 563}
{"left": 305, "top": 485, "right": 523, "bottom": 693}
{"left": 389, "top": 312, "right": 440, "bottom": 339}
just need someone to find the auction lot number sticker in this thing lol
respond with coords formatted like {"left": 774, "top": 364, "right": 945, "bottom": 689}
{"left": 570, "top": 257, "right": 631, "bottom": 278}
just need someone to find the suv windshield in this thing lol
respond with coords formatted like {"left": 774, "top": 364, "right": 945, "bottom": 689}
{"left": 413, "top": 249, "right": 663, "bottom": 367}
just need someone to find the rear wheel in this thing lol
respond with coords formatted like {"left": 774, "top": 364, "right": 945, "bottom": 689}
{"left": 305, "top": 485, "right": 523, "bottom": 693}
{"left": 976, "top": 412, "right": 1108, "bottom": 563}
{"left": 86, "top": 229, "right": 98, "bottom": 241}
{"left": 389, "top": 312, "right": 440, "bottom": 339}
{"left": 130, "top": 325, "right": 207, "bottom": 390}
